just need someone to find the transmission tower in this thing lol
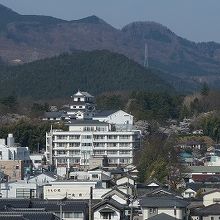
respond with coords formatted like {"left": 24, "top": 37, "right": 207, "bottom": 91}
{"left": 144, "top": 43, "right": 149, "bottom": 68}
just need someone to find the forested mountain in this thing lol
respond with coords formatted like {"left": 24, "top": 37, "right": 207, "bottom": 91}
{"left": 0, "top": 50, "right": 172, "bottom": 99}
{"left": 1, "top": 4, "right": 220, "bottom": 91}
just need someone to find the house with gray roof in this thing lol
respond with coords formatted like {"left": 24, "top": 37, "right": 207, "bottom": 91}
{"left": 139, "top": 194, "right": 189, "bottom": 220}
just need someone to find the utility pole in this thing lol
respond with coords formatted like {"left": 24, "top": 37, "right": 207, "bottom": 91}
{"left": 37, "top": 143, "right": 40, "bottom": 153}
{"left": 57, "top": 200, "right": 65, "bottom": 220}
{"left": 89, "top": 187, "right": 93, "bottom": 220}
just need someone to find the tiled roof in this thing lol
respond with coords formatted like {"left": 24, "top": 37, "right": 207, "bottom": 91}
{"left": 0, "top": 216, "right": 26, "bottom": 220}
{"left": 44, "top": 111, "right": 65, "bottom": 118}
{"left": 0, "top": 199, "right": 31, "bottom": 211}
{"left": 193, "top": 203, "right": 220, "bottom": 215}
{"left": 189, "top": 166, "right": 220, "bottom": 173}
{"left": 0, "top": 212, "right": 59, "bottom": 220}
{"left": 94, "top": 110, "right": 118, "bottom": 118}
{"left": 68, "top": 120, "right": 108, "bottom": 125}
{"left": 139, "top": 195, "right": 189, "bottom": 208}
{"left": 31, "top": 199, "right": 88, "bottom": 212}
{"left": 93, "top": 198, "right": 125, "bottom": 211}
{"left": 148, "top": 213, "right": 177, "bottom": 220}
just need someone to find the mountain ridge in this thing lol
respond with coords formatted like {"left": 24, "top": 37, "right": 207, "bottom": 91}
{"left": 0, "top": 50, "right": 173, "bottom": 99}
{"left": 1, "top": 4, "right": 220, "bottom": 91}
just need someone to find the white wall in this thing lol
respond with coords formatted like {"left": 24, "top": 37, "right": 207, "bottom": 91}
{"left": 203, "top": 191, "right": 220, "bottom": 207}
{"left": 142, "top": 207, "right": 185, "bottom": 220}
{"left": 43, "top": 182, "right": 110, "bottom": 200}
{"left": 28, "top": 174, "right": 56, "bottom": 186}
{"left": 116, "top": 177, "right": 135, "bottom": 186}
{"left": 94, "top": 110, "right": 133, "bottom": 125}
{"left": 94, "top": 206, "right": 120, "bottom": 220}
{"left": 0, "top": 181, "right": 37, "bottom": 198}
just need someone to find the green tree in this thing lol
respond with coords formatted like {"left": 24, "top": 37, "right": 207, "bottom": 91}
{"left": 201, "top": 82, "right": 210, "bottom": 96}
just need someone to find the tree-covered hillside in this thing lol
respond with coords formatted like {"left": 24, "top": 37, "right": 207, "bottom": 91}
{"left": 0, "top": 50, "right": 173, "bottom": 100}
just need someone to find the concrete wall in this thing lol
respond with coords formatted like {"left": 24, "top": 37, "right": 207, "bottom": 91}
{"left": 0, "top": 160, "right": 24, "bottom": 181}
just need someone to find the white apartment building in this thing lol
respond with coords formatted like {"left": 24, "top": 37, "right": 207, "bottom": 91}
{"left": 46, "top": 120, "right": 140, "bottom": 170}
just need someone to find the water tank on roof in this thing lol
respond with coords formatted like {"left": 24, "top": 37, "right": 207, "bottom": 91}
{"left": 7, "top": 133, "right": 15, "bottom": 147}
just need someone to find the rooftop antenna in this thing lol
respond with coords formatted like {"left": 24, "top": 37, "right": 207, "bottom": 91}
{"left": 144, "top": 42, "right": 149, "bottom": 68}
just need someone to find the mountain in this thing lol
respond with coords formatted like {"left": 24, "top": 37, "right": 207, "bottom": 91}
{"left": 0, "top": 50, "right": 173, "bottom": 99}
{"left": 0, "top": 4, "right": 220, "bottom": 91}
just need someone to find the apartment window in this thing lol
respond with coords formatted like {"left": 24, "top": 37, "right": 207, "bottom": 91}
{"left": 119, "top": 135, "right": 130, "bottom": 140}
{"left": 69, "top": 150, "right": 80, "bottom": 155}
{"left": 119, "top": 143, "right": 130, "bottom": 147}
{"left": 57, "top": 143, "right": 67, "bottom": 148}
{"left": 57, "top": 158, "right": 67, "bottom": 163}
{"left": 119, "top": 150, "right": 130, "bottom": 155}
{"left": 94, "top": 135, "right": 105, "bottom": 140}
{"left": 107, "top": 143, "right": 117, "bottom": 147}
{"left": 108, "top": 158, "right": 118, "bottom": 164}
{"left": 81, "top": 143, "right": 92, "bottom": 146}
{"left": 82, "top": 135, "right": 92, "bottom": 139}
{"left": 120, "top": 158, "right": 129, "bottom": 163}
{"left": 94, "top": 150, "right": 105, "bottom": 155}
{"left": 96, "top": 126, "right": 106, "bottom": 131}
{"left": 84, "top": 126, "right": 94, "bottom": 131}
{"left": 69, "top": 143, "right": 80, "bottom": 147}
{"left": 94, "top": 143, "right": 105, "bottom": 147}
{"left": 211, "top": 217, "right": 214, "bottom": 220}
{"left": 108, "top": 150, "right": 118, "bottom": 155}
{"left": 57, "top": 135, "right": 67, "bottom": 140}
{"left": 57, "top": 150, "right": 65, "bottom": 155}
{"left": 107, "top": 135, "right": 117, "bottom": 139}
{"left": 15, "top": 165, "right": 19, "bottom": 169}
{"left": 69, "top": 135, "right": 80, "bottom": 140}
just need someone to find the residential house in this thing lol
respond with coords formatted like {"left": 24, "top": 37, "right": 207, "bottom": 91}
{"left": 139, "top": 188, "right": 189, "bottom": 220}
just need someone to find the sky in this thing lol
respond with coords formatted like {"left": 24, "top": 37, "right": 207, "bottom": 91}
{"left": 0, "top": 0, "right": 219, "bottom": 43}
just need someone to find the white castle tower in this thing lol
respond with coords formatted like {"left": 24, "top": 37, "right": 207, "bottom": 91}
{"left": 66, "top": 90, "right": 96, "bottom": 120}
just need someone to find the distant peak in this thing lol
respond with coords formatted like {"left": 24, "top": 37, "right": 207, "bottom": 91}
{"left": 122, "top": 21, "right": 171, "bottom": 32}
{"left": 74, "top": 15, "right": 106, "bottom": 25}
{"left": 0, "top": 3, "right": 19, "bottom": 15}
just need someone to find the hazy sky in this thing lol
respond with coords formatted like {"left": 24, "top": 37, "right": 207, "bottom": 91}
{"left": 0, "top": 0, "right": 219, "bottom": 43}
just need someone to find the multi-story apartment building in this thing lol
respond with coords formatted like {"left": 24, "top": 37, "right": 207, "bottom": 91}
{"left": 46, "top": 120, "right": 140, "bottom": 170}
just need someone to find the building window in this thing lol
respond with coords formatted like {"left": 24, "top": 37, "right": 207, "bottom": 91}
{"left": 82, "top": 135, "right": 92, "bottom": 139}
{"left": 108, "top": 150, "right": 118, "bottom": 155}
{"left": 16, "top": 189, "right": 35, "bottom": 199}
{"left": 92, "top": 174, "right": 99, "bottom": 179}
{"left": 81, "top": 143, "right": 92, "bottom": 146}
{"left": 16, "top": 165, "right": 19, "bottom": 169}
{"left": 149, "top": 208, "right": 157, "bottom": 215}
{"left": 79, "top": 193, "right": 82, "bottom": 197}
{"left": 102, "top": 213, "right": 112, "bottom": 219}
{"left": 74, "top": 212, "right": 83, "bottom": 218}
